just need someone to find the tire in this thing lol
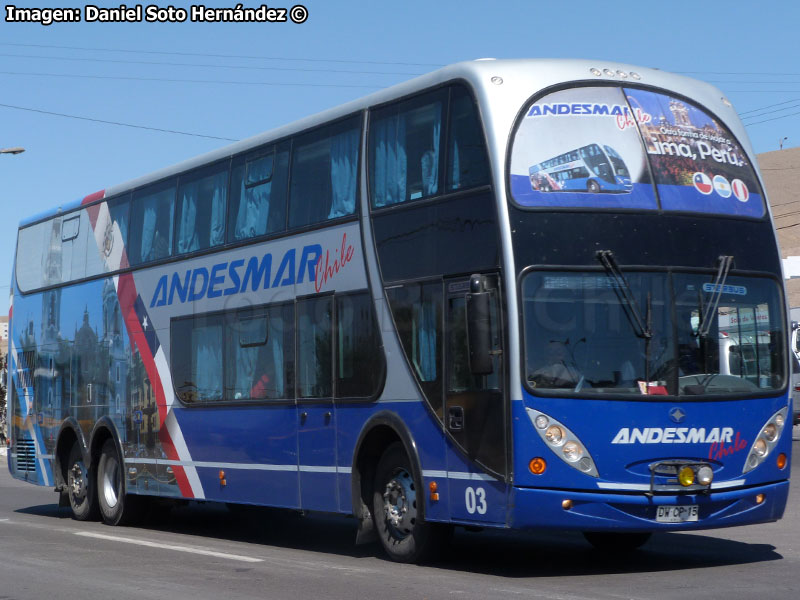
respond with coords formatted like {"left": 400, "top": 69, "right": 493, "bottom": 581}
{"left": 372, "top": 442, "right": 450, "bottom": 563}
{"left": 97, "top": 439, "right": 143, "bottom": 526}
{"left": 66, "top": 443, "right": 99, "bottom": 521}
{"left": 587, "top": 180, "right": 601, "bottom": 193}
{"left": 583, "top": 531, "right": 651, "bottom": 551}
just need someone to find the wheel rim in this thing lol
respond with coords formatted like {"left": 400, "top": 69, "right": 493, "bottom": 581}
{"left": 102, "top": 456, "right": 120, "bottom": 509}
{"left": 68, "top": 461, "right": 88, "bottom": 504}
{"left": 382, "top": 467, "right": 417, "bottom": 539}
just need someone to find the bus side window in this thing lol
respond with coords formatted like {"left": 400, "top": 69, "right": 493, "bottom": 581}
{"left": 225, "top": 303, "right": 295, "bottom": 401}
{"left": 446, "top": 85, "right": 489, "bottom": 192}
{"left": 228, "top": 142, "right": 290, "bottom": 242}
{"left": 171, "top": 313, "right": 224, "bottom": 403}
{"left": 289, "top": 116, "right": 360, "bottom": 230}
{"left": 175, "top": 161, "right": 228, "bottom": 255}
{"left": 335, "top": 292, "right": 384, "bottom": 398}
{"left": 369, "top": 90, "right": 446, "bottom": 208}
{"left": 386, "top": 281, "right": 444, "bottom": 418}
{"left": 129, "top": 179, "right": 176, "bottom": 266}
{"left": 296, "top": 296, "right": 333, "bottom": 398}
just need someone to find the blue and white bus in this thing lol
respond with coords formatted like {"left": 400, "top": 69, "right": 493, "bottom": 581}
{"left": 529, "top": 143, "right": 632, "bottom": 193}
{"left": 7, "top": 59, "right": 791, "bottom": 562}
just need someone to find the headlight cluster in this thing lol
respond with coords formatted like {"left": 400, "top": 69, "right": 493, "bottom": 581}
{"left": 743, "top": 407, "right": 788, "bottom": 474}
{"left": 526, "top": 408, "right": 598, "bottom": 477}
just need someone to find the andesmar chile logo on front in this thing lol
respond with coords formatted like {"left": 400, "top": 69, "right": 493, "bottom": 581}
{"left": 612, "top": 427, "right": 747, "bottom": 461}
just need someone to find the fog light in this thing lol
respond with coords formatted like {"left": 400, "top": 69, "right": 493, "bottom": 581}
{"left": 777, "top": 453, "right": 787, "bottom": 470}
{"left": 696, "top": 465, "right": 714, "bottom": 486}
{"left": 529, "top": 457, "right": 547, "bottom": 475}
{"left": 678, "top": 466, "right": 695, "bottom": 487}
{"left": 755, "top": 493, "right": 765, "bottom": 505}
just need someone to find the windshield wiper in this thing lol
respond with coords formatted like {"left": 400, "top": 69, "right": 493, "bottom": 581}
{"left": 596, "top": 250, "right": 652, "bottom": 339}
{"left": 697, "top": 255, "right": 734, "bottom": 338}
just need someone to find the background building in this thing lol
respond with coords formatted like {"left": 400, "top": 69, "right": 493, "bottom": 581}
{"left": 758, "top": 147, "right": 800, "bottom": 307}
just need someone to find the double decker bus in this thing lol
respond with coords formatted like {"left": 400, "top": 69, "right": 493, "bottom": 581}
{"left": 529, "top": 143, "right": 632, "bottom": 193}
{"left": 7, "top": 59, "right": 791, "bottom": 562}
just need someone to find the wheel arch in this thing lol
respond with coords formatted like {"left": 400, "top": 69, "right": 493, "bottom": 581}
{"left": 350, "top": 411, "right": 424, "bottom": 544}
{"left": 53, "top": 418, "right": 88, "bottom": 490}
{"left": 89, "top": 417, "right": 128, "bottom": 493}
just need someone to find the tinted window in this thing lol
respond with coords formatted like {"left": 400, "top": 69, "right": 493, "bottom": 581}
{"left": 386, "top": 281, "right": 443, "bottom": 415}
{"left": 336, "top": 293, "right": 383, "bottom": 397}
{"left": 129, "top": 180, "right": 176, "bottom": 265}
{"left": 297, "top": 296, "right": 333, "bottom": 398}
{"left": 446, "top": 86, "right": 489, "bottom": 191}
{"left": 175, "top": 162, "right": 228, "bottom": 255}
{"left": 370, "top": 90, "right": 444, "bottom": 208}
{"left": 225, "top": 304, "right": 294, "bottom": 401}
{"left": 289, "top": 117, "right": 360, "bottom": 229}
{"left": 172, "top": 313, "right": 224, "bottom": 403}
{"left": 229, "top": 142, "right": 290, "bottom": 242}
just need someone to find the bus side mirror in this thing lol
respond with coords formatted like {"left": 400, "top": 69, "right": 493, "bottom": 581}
{"left": 467, "top": 274, "right": 493, "bottom": 375}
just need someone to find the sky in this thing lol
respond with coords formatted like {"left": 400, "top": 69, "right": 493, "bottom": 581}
{"left": 2, "top": 0, "right": 799, "bottom": 315}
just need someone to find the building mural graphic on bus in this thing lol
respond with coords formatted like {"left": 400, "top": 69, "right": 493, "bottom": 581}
{"left": 510, "top": 86, "right": 764, "bottom": 217}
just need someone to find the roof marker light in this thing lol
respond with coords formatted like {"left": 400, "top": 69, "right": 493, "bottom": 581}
{"left": 590, "top": 68, "right": 602, "bottom": 76}
{"left": 603, "top": 68, "right": 615, "bottom": 77}
{"left": 630, "top": 72, "right": 641, "bottom": 80}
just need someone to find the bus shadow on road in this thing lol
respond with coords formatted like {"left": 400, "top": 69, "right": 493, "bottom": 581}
{"left": 15, "top": 500, "right": 782, "bottom": 574}
{"left": 434, "top": 529, "right": 781, "bottom": 577}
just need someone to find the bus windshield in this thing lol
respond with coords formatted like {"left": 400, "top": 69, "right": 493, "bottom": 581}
{"left": 522, "top": 271, "right": 785, "bottom": 397}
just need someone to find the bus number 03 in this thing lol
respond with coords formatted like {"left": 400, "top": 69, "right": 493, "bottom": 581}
{"left": 465, "top": 487, "right": 487, "bottom": 515}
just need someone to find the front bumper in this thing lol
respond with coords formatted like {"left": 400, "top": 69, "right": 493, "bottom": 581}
{"left": 509, "top": 480, "right": 789, "bottom": 532}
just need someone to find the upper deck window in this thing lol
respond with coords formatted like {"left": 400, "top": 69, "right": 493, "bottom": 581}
{"left": 289, "top": 116, "right": 360, "bottom": 229}
{"left": 369, "top": 89, "right": 445, "bottom": 208}
{"left": 129, "top": 179, "right": 176, "bottom": 266}
{"left": 175, "top": 162, "right": 228, "bottom": 255}
{"left": 509, "top": 86, "right": 765, "bottom": 218}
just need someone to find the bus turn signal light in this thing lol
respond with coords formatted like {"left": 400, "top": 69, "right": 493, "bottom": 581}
{"left": 777, "top": 453, "right": 787, "bottom": 470}
{"left": 529, "top": 458, "right": 546, "bottom": 475}
{"left": 429, "top": 481, "right": 439, "bottom": 502}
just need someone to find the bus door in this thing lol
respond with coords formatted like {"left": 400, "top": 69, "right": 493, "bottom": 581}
{"left": 296, "top": 295, "right": 339, "bottom": 512}
{"left": 444, "top": 275, "right": 507, "bottom": 524}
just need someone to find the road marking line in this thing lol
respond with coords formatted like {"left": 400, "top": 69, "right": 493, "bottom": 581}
{"left": 73, "top": 531, "right": 263, "bottom": 563}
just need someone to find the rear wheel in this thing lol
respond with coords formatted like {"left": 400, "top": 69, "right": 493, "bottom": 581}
{"left": 97, "top": 439, "right": 143, "bottom": 525}
{"left": 66, "top": 443, "right": 98, "bottom": 521}
{"left": 372, "top": 442, "right": 450, "bottom": 563}
{"left": 583, "top": 531, "right": 651, "bottom": 551}
{"left": 587, "top": 179, "right": 601, "bottom": 193}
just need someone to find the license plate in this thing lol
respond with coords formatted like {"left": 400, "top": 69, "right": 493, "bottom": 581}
{"left": 656, "top": 505, "right": 699, "bottom": 523}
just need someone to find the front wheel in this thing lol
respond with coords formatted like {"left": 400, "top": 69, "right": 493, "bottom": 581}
{"left": 583, "top": 531, "right": 651, "bottom": 551}
{"left": 97, "top": 439, "right": 144, "bottom": 525}
{"left": 372, "top": 442, "right": 450, "bottom": 563}
{"left": 66, "top": 443, "right": 99, "bottom": 521}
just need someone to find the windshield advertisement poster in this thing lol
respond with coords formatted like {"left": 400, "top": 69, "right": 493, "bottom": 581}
{"left": 510, "top": 87, "right": 764, "bottom": 217}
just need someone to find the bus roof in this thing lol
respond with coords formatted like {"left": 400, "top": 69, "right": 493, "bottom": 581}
{"left": 19, "top": 58, "right": 738, "bottom": 228}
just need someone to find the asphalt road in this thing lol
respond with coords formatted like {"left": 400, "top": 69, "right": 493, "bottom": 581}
{"left": 2, "top": 431, "right": 800, "bottom": 600}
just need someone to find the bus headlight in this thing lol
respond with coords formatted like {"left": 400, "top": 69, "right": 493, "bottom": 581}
{"left": 546, "top": 425, "right": 566, "bottom": 446}
{"left": 526, "top": 408, "right": 598, "bottom": 477}
{"left": 562, "top": 441, "right": 583, "bottom": 462}
{"left": 743, "top": 407, "right": 788, "bottom": 474}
